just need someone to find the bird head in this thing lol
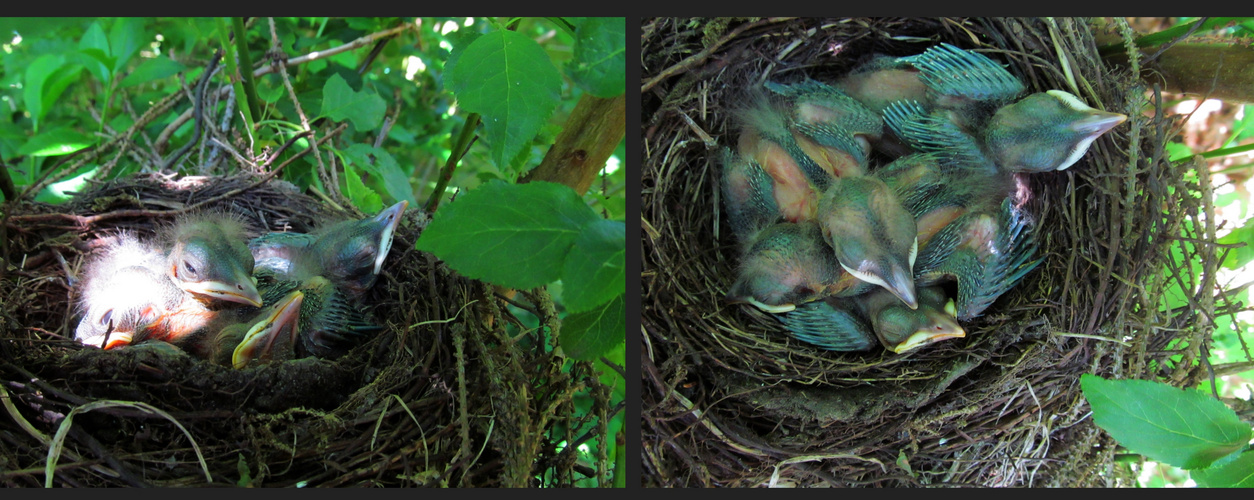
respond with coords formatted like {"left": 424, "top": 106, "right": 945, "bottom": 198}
{"left": 163, "top": 213, "right": 262, "bottom": 307}
{"left": 984, "top": 90, "right": 1127, "bottom": 173}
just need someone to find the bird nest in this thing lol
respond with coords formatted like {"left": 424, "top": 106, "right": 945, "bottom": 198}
{"left": 0, "top": 174, "right": 603, "bottom": 487}
{"left": 643, "top": 17, "right": 1224, "bottom": 487}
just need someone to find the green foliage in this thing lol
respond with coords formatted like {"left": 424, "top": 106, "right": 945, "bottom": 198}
{"left": 445, "top": 29, "right": 562, "bottom": 170}
{"left": 569, "top": 18, "right": 626, "bottom": 98}
{"left": 1, "top": 18, "right": 625, "bottom": 486}
{"left": 1191, "top": 450, "right": 1254, "bottom": 487}
{"left": 319, "top": 73, "right": 386, "bottom": 131}
{"left": 416, "top": 180, "right": 598, "bottom": 288}
{"left": 561, "top": 294, "right": 625, "bottom": 361}
{"left": 1081, "top": 374, "right": 1251, "bottom": 470}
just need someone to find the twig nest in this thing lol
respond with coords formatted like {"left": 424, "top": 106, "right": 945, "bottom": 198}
{"left": 643, "top": 17, "right": 1212, "bottom": 487}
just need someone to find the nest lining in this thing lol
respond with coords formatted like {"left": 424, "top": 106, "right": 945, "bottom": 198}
{"left": 642, "top": 17, "right": 1221, "bottom": 487}
{"left": 0, "top": 174, "right": 608, "bottom": 487}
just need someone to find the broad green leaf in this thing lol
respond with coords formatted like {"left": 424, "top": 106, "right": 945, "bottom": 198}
{"left": 560, "top": 294, "right": 624, "bottom": 361}
{"left": 23, "top": 54, "right": 65, "bottom": 131}
{"left": 17, "top": 128, "right": 95, "bottom": 157}
{"left": 319, "top": 73, "right": 385, "bottom": 130}
{"left": 1218, "top": 225, "right": 1254, "bottom": 271}
{"left": 1192, "top": 450, "right": 1254, "bottom": 487}
{"left": 108, "top": 18, "right": 144, "bottom": 72}
{"left": 415, "top": 180, "right": 598, "bottom": 289}
{"left": 78, "top": 21, "right": 110, "bottom": 57}
{"left": 1081, "top": 374, "right": 1251, "bottom": 470}
{"left": 340, "top": 144, "right": 416, "bottom": 206}
{"left": 561, "top": 218, "right": 625, "bottom": 313}
{"left": 342, "top": 160, "right": 383, "bottom": 213}
{"left": 445, "top": 30, "right": 561, "bottom": 169}
{"left": 120, "top": 56, "right": 186, "bottom": 87}
{"left": 40, "top": 65, "right": 86, "bottom": 130}
{"left": 36, "top": 165, "right": 100, "bottom": 204}
{"left": 72, "top": 48, "right": 113, "bottom": 85}
{"left": 569, "top": 17, "right": 625, "bottom": 98}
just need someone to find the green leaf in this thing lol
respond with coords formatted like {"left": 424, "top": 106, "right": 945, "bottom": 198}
{"left": 23, "top": 54, "right": 64, "bottom": 131}
{"left": 342, "top": 160, "right": 383, "bottom": 213}
{"left": 560, "top": 294, "right": 624, "bottom": 361}
{"left": 36, "top": 164, "right": 100, "bottom": 204}
{"left": 72, "top": 48, "right": 114, "bottom": 85}
{"left": 120, "top": 56, "right": 186, "bottom": 87}
{"left": 319, "top": 73, "right": 385, "bottom": 130}
{"left": 1192, "top": 450, "right": 1254, "bottom": 487}
{"left": 1081, "top": 374, "right": 1251, "bottom": 470}
{"left": 561, "top": 219, "right": 625, "bottom": 313}
{"left": 415, "top": 180, "right": 598, "bottom": 289}
{"left": 340, "top": 144, "right": 416, "bottom": 206}
{"left": 1218, "top": 225, "right": 1254, "bottom": 271}
{"left": 108, "top": 18, "right": 144, "bottom": 72}
{"left": 78, "top": 21, "right": 110, "bottom": 57}
{"left": 17, "top": 128, "right": 95, "bottom": 157}
{"left": 445, "top": 30, "right": 561, "bottom": 169}
{"left": 569, "top": 17, "right": 626, "bottom": 98}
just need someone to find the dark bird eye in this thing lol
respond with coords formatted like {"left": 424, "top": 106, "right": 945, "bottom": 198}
{"left": 183, "top": 260, "right": 198, "bottom": 275}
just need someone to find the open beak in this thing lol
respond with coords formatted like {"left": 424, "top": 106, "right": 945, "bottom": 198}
{"left": 232, "top": 291, "right": 304, "bottom": 369}
{"left": 887, "top": 301, "right": 966, "bottom": 354}
{"left": 370, "top": 200, "right": 408, "bottom": 276}
{"left": 181, "top": 273, "right": 263, "bottom": 307}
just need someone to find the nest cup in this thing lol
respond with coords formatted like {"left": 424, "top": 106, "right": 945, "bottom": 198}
{"left": 643, "top": 18, "right": 1216, "bottom": 487}
{"left": 0, "top": 174, "right": 600, "bottom": 487}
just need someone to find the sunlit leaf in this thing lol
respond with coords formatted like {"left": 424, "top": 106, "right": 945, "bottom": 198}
{"left": 35, "top": 165, "right": 100, "bottom": 203}
{"left": 23, "top": 54, "right": 65, "bottom": 131}
{"left": 342, "top": 160, "right": 383, "bottom": 213}
{"left": 415, "top": 180, "right": 598, "bottom": 289}
{"left": 108, "top": 17, "right": 144, "bottom": 72}
{"left": 340, "top": 144, "right": 416, "bottom": 206}
{"left": 1081, "top": 374, "right": 1250, "bottom": 470}
{"left": 445, "top": 30, "right": 561, "bottom": 169}
{"left": 17, "top": 128, "right": 95, "bottom": 157}
{"left": 1192, "top": 450, "right": 1254, "bottom": 487}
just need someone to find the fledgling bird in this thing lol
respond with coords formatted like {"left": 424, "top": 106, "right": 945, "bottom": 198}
{"left": 204, "top": 290, "right": 306, "bottom": 369}
{"left": 865, "top": 286, "right": 965, "bottom": 354}
{"left": 75, "top": 213, "right": 263, "bottom": 349}
{"left": 778, "top": 286, "right": 963, "bottom": 353}
{"left": 838, "top": 43, "right": 1025, "bottom": 120}
{"left": 915, "top": 198, "right": 1042, "bottom": 321}
{"left": 74, "top": 234, "right": 182, "bottom": 349}
{"left": 250, "top": 201, "right": 408, "bottom": 299}
{"left": 726, "top": 221, "right": 870, "bottom": 313}
{"left": 884, "top": 90, "right": 1126, "bottom": 175}
{"left": 732, "top": 91, "right": 837, "bottom": 222}
{"left": 766, "top": 79, "right": 880, "bottom": 170}
{"left": 158, "top": 213, "right": 263, "bottom": 308}
{"left": 253, "top": 270, "right": 383, "bottom": 360}
{"left": 815, "top": 176, "right": 919, "bottom": 309}
{"left": 720, "top": 148, "right": 781, "bottom": 242}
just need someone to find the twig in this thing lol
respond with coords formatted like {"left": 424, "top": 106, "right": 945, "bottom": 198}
{"left": 641, "top": 18, "right": 792, "bottom": 93}
{"left": 269, "top": 17, "right": 338, "bottom": 204}
{"left": 425, "top": 113, "right": 480, "bottom": 212}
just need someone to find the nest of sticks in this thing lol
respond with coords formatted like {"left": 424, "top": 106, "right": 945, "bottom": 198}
{"left": 642, "top": 17, "right": 1227, "bottom": 487}
{"left": 0, "top": 173, "right": 606, "bottom": 487}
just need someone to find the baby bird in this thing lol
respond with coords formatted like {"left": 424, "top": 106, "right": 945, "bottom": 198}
{"left": 720, "top": 148, "right": 782, "bottom": 242}
{"left": 778, "top": 286, "right": 963, "bottom": 353}
{"left": 251, "top": 201, "right": 408, "bottom": 300}
{"left": 816, "top": 176, "right": 919, "bottom": 309}
{"left": 766, "top": 79, "right": 880, "bottom": 172}
{"left": 915, "top": 198, "right": 1041, "bottom": 321}
{"left": 884, "top": 90, "right": 1126, "bottom": 175}
{"left": 159, "top": 213, "right": 263, "bottom": 308}
{"left": 726, "top": 221, "right": 869, "bottom": 313}
{"left": 205, "top": 290, "right": 306, "bottom": 369}
{"left": 74, "top": 234, "right": 181, "bottom": 349}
